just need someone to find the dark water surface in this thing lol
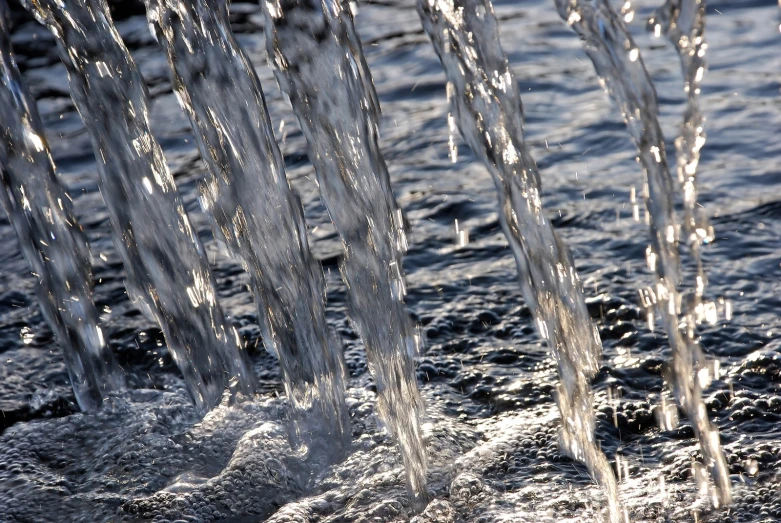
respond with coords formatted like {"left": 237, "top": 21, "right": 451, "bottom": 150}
{"left": 1, "top": 0, "right": 780, "bottom": 521}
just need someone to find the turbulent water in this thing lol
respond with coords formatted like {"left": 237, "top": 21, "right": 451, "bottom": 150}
{"left": 417, "top": 0, "right": 620, "bottom": 519}
{"left": 19, "top": 0, "right": 256, "bottom": 414}
{"left": 0, "top": 0, "right": 122, "bottom": 411}
{"left": 144, "top": 0, "right": 350, "bottom": 465}
{"left": 1, "top": 0, "right": 781, "bottom": 522}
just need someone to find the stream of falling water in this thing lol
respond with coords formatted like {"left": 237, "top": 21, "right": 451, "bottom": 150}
{"left": 0, "top": 0, "right": 123, "bottom": 410}
{"left": 649, "top": 0, "right": 712, "bottom": 314}
{"left": 649, "top": 1, "right": 717, "bottom": 334}
{"left": 144, "top": 0, "right": 349, "bottom": 465}
{"left": 417, "top": 0, "right": 623, "bottom": 521}
{"left": 20, "top": 0, "right": 256, "bottom": 415}
{"left": 554, "top": 0, "right": 731, "bottom": 507}
{"left": 261, "top": 0, "right": 428, "bottom": 502}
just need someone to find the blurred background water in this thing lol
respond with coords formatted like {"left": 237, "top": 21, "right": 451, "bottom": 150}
{"left": 0, "top": 0, "right": 780, "bottom": 521}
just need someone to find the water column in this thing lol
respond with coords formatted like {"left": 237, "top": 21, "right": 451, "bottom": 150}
{"left": 261, "top": 0, "right": 428, "bottom": 501}
{"left": 20, "top": 0, "right": 256, "bottom": 415}
{"left": 0, "top": 0, "right": 123, "bottom": 410}
{"left": 649, "top": 0, "right": 715, "bottom": 331}
{"left": 553, "top": 0, "right": 731, "bottom": 506}
{"left": 418, "top": 1, "right": 623, "bottom": 521}
{"left": 144, "top": 0, "right": 349, "bottom": 462}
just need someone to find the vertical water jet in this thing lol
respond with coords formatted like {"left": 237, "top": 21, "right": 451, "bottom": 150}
{"left": 0, "top": 0, "right": 123, "bottom": 410}
{"left": 260, "top": 0, "right": 428, "bottom": 502}
{"left": 553, "top": 0, "right": 731, "bottom": 506}
{"left": 649, "top": 0, "right": 713, "bottom": 325}
{"left": 144, "top": 0, "right": 349, "bottom": 462}
{"left": 417, "top": 1, "right": 623, "bottom": 520}
{"left": 20, "top": 0, "right": 256, "bottom": 415}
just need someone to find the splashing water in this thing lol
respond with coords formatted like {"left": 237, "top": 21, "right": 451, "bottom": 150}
{"left": 143, "top": 0, "right": 349, "bottom": 464}
{"left": 261, "top": 0, "right": 428, "bottom": 502}
{"left": 554, "top": 0, "right": 731, "bottom": 506}
{"left": 417, "top": 0, "right": 622, "bottom": 520}
{"left": 0, "top": 0, "right": 123, "bottom": 410}
{"left": 20, "top": 0, "right": 256, "bottom": 415}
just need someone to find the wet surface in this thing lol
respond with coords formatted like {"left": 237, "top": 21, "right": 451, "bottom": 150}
{"left": 1, "top": 0, "right": 781, "bottom": 521}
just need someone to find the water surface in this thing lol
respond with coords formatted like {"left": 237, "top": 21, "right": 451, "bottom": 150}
{"left": 1, "top": 0, "right": 779, "bottom": 521}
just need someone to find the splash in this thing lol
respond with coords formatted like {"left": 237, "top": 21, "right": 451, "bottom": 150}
{"left": 418, "top": 0, "right": 622, "bottom": 520}
{"left": 554, "top": 0, "right": 731, "bottom": 506}
{"left": 20, "top": 0, "right": 256, "bottom": 415}
{"left": 144, "top": 0, "right": 349, "bottom": 463}
{"left": 261, "top": 0, "right": 428, "bottom": 502}
{"left": 0, "top": 0, "right": 123, "bottom": 410}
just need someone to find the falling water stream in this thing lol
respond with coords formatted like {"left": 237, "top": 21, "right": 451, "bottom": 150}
{"left": 19, "top": 0, "right": 256, "bottom": 414}
{"left": 649, "top": 0, "right": 713, "bottom": 320}
{"left": 418, "top": 0, "right": 621, "bottom": 520}
{"left": 261, "top": 0, "right": 428, "bottom": 502}
{"left": 144, "top": 0, "right": 350, "bottom": 464}
{"left": 0, "top": 0, "right": 123, "bottom": 410}
{"left": 554, "top": 0, "right": 731, "bottom": 506}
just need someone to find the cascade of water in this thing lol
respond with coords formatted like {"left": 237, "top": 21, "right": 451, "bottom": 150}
{"left": 260, "top": 0, "right": 427, "bottom": 501}
{"left": 648, "top": 0, "right": 714, "bottom": 327}
{"left": 143, "top": 0, "right": 349, "bottom": 463}
{"left": 0, "top": 0, "right": 123, "bottom": 410}
{"left": 417, "top": 1, "right": 622, "bottom": 520}
{"left": 553, "top": 0, "right": 731, "bottom": 506}
{"left": 20, "top": 0, "right": 256, "bottom": 415}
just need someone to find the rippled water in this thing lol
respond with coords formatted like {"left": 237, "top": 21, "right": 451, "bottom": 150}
{"left": 1, "top": 0, "right": 780, "bottom": 521}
